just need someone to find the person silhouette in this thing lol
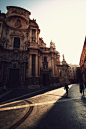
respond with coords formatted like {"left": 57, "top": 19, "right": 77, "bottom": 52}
{"left": 79, "top": 81, "right": 85, "bottom": 97}
{"left": 65, "top": 83, "right": 68, "bottom": 97}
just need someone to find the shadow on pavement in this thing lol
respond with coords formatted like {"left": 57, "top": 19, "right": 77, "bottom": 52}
{"left": 33, "top": 84, "right": 86, "bottom": 129}
{"left": 33, "top": 86, "right": 80, "bottom": 129}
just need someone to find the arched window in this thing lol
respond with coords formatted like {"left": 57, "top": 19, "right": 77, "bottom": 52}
{"left": 14, "top": 37, "right": 20, "bottom": 48}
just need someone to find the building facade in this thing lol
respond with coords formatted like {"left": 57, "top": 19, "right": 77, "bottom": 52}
{"left": 80, "top": 37, "right": 86, "bottom": 83}
{"left": 68, "top": 64, "right": 79, "bottom": 83}
{"left": 0, "top": 6, "right": 69, "bottom": 89}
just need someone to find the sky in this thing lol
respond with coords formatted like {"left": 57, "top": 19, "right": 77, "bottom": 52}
{"left": 0, "top": 0, "right": 86, "bottom": 65}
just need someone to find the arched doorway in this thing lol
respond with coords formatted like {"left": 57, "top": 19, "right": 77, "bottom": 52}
{"left": 43, "top": 73, "right": 49, "bottom": 86}
{"left": 9, "top": 69, "right": 19, "bottom": 88}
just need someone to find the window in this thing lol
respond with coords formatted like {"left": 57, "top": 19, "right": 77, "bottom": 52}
{"left": 32, "top": 29, "right": 36, "bottom": 36}
{"left": 14, "top": 37, "right": 20, "bottom": 48}
{"left": 44, "top": 56, "right": 47, "bottom": 62}
{"left": 32, "top": 29, "right": 36, "bottom": 42}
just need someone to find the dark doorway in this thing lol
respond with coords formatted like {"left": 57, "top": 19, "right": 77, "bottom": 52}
{"left": 43, "top": 74, "right": 49, "bottom": 86}
{"left": 9, "top": 69, "right": 19, "bottom": 88}
{"left": 14, "top": 37, "right": 20, "bottom": 48}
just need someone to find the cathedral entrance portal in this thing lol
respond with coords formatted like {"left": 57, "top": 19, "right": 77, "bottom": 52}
{"left": 43, "top": 73, "right": 49, "bottom": 86}
{"left": 9, "top": 69, "right": 19, "bottom": 88}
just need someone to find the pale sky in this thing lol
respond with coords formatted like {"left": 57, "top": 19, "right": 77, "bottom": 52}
{"left": 0, "top": 0, "right": 86, "bottom": 65}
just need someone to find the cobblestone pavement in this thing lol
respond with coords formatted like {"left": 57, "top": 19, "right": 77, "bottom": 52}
{"left": 0, "top": 84, "right": 86, "bottom": 129}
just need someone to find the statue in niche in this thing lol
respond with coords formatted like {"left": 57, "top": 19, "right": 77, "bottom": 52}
{"left": 13, "top": 53, "right": 18, "bottom": 60}
{"left": 14, "top": 19, "right": 22, "bottom": 28}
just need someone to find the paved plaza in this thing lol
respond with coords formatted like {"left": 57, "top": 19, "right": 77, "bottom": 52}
{"left": 0, "top": 84, "right": 86, "bottom": 129}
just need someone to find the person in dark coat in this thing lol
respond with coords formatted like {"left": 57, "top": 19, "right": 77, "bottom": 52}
{"left": 65, "top": 83, "right": 69, "bottom": 96}
{"left": 79, "top": 82, "right": 84, "bottom": 96}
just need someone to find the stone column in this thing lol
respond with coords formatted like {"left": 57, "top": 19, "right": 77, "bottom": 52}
{"left": 29, "top": 54, "right": 32, "bottom": 77}
{"left": 38, "top": 33, "right": 39, "bottom": 44}
{"left": 51, "top": 56, "right": 54, "bottom": 77}
{"left": 35, "top": 54, "right": 38, "bottom": 77}
{"left": 38, "top": 56, "right": 40, "bottom": 76}
{"left": 36, "top": 29, "right": 37, "bottom": 43}
{"left": 30, "top": 29, "right": 32, "bottom": 42}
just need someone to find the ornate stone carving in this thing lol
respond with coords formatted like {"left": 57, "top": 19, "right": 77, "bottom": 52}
{"left": 3, "top": 24, "right": 9, "bottom": 35}
{"left": 5, "top": 27, "right": 9, "bottom": 35}
{"left": 2, "top": 37, "right": 9, "bottom": 43}
{"left": 26, "top": 31, "right": 29, "bottom": 38}
{"left": 14, "top": 19, "right": 22, "bottom": 28}
{"left": 10, "top": 31, "right": 24, "bottom": 38}
{"left": 50, "top": 40, "right": 55, "bottom": 48}
{"left": 13, "top": 53, "right": 18, "bottom": 60}
{"left": 24, "top": 40, "right": 30, "bottom": 47}
{"left": 11, "top": 9, "right": 26, "bottom": 17}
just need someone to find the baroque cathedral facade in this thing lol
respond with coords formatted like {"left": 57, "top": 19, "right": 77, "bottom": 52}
{"left": 0, "top": 6, "right": 69, "bottom": 88}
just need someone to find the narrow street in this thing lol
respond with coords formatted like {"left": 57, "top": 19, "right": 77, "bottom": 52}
{"left": 0, "top": 84, "right": 86, "bottom": 129}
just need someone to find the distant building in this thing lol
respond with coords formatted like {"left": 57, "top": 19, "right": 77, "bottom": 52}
{"left": 57, "top": 55, "right": 70, "bottom": 85}
{"left": 68, "top": 64, "right": 79, "bottom": 83}
{"left": 0, "top": 6, "right": 69, "bottom": 88}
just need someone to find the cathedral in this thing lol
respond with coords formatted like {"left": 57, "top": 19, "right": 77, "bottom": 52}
{"left": 0, "top": 6, "right": 69, "bottom": 89}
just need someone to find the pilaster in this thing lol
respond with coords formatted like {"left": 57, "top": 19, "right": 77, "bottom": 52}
{"left": 30, "top": 29, "right": 32, "bottom": 42}
{"left": 51, "top": 55, "right": 54, "bottom": 77}
{"left": 36, "top": 29, "right": 37, "bottom": 43}
{"left": 35, "top": 54, "right": 38, "bottom": 77}
{"left": 29, "top": 54, "right": 32, "bottom": 77}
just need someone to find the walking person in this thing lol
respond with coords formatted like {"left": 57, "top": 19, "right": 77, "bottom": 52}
{"left": 3, "top": 85, "right": 6, "bottom": 92}
{"left": 79, "top": 81, "right": 85, "bottom": 97}
{"left": 65, "top": 83, "right": 69, "bottom": 97}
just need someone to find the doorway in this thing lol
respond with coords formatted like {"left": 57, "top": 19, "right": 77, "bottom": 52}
{"left": 43, "top": 73, "right": 49, "bottom": 86}
{"left": 9, "top": 69, "right": 19, "bottom": 88}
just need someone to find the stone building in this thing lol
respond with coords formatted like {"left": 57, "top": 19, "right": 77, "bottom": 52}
{"left": 57, "top": 55, "right": 70, "bottom": 85}
{"left": 68, "top": 64, "right": 79, "bottom": 83}
{"left": 0, "top": 6, "right": 69, "bottom": 89}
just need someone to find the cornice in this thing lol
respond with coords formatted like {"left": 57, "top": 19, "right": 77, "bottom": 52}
{"left": 6, "top": 6, "right": 31, "bottom": 15}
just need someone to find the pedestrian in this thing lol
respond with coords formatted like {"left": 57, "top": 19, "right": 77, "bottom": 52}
{"left": 84, "top": 81, "right": 86, "bottom": 88}
{"left": 64, "top": 83, "right": 69, "bottom": 97}
{"left": 3, "top": 85, "right": 6, "bottom": 92}
{"left": 79, "top": 82, "right": 85, "bottom": 97}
